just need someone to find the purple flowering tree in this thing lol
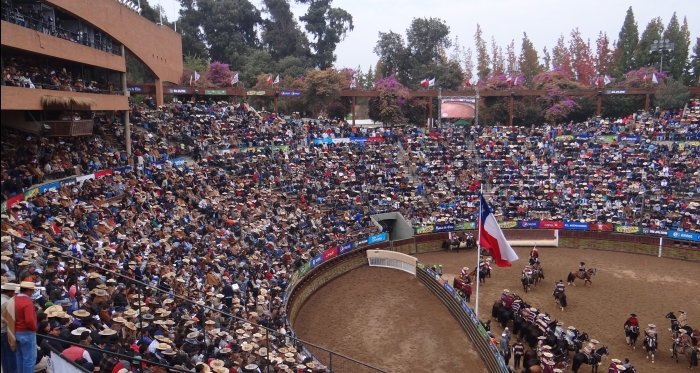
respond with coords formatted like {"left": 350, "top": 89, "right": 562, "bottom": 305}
{"left": 477, "top": 73, "right": 526, "bottom": 91}
{"left": 532, "top": 67, "right": 582, "bottom": 123}
{"left": 368, "top": 76, "right": 409, "bottom": 126}
{"left": 617, "top": 67, "right": 667, "bottom": 88}
{"left": 206, "top": 61, "right": 234, "bottom": 87}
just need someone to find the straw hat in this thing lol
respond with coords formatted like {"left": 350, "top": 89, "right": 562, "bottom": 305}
{"left": 73, "top": 309, "right": 90, "bottom": 318}
{"left": 19, "top": 281, "right": 36, "bottom": 290}
{"left": 591, "top": 339, "right": 599, "bottom": 344}
{"left": 209, "top": 360, "right": 225, "bottom": 368}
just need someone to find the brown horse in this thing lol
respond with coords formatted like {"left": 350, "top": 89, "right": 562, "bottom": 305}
{"left": 674, "top": 345, "right": 699, "bottom": 368}
{"left": 567, "top": 268, "right": 596, "bottom": 286}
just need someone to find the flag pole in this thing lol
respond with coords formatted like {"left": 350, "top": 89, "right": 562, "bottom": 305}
{"left": 475, "top": 177, "right": 483, "bottom": 318}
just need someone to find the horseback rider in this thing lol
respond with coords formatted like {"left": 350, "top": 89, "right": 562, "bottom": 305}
{"left": 530, "top": 247, "right": 539, "bottom": 259}
{"left": 624, "top": 313, "right": 639, "bottom": 344}
{"left": 565, "top": 326, "right": 578, "bottom": 344}
{"left": 523, "top": 265, "right": 533, "bottom": 279}
{"left": 480, "top": 258, "right": 492, "bottom": 271}
{"left": 579, "top": 261, "right": 586, "bottom": 277}
{"left": 678, "top": 310, "right": 688, "bottom": 328}
{"left": 607, "top": 359, "right": 623, "bottom": 373}
{"left": 460, "top": 266, "right": 470, "bottom": 281}
{"left": 554, "top": 321, "right": 565, "bottom": 339}
{"left": 527, "top": 307, "right": 539, "bottom": 323}
{"left": 553, "top": 279, "right": 566, "bottom": 296}
{"left": 511, "top": 299, "right": 522, "bottom": 314}
{"left": 644, "top": 323, "right": 657, "bottom": 343}
{"left": 581, "top": 339, "right": 599, "bottom": 360}
{"left": 536, "top": 313, "right": 551, "bottom": 333}
{"left": 501, "top": 289, "right": 510, "bottom": 302}
{"left": 622, "top": 358, "right": 633, "bottom": 372}
{"left": 678, "top": 329, "right": 693, "bottom": 348}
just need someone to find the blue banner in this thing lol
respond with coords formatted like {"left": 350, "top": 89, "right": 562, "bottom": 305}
{"left": 520, "top": 221, "right": 540, "bottom": 229}
{"left": 169, "top": 157, "right": 187, "bottom": 167}
{"left": 575, "top": 134, "right": 592, "bottom": 140}
{"left": 338, "top": 242, "right": 354, "bottom": 255}
{"left": 280, "top": 91, "right": 302, "bottom": 96}
{"left": 349, "top": 137, "right": 368, "bottom": 143}
{"left": 127, "top": 86, "right": 144, "bottom": 93}
{"left": 444, "top": 283, "right": 454, "bottom": 294}
{"left": 39, "top": 182, "right": 60, "bottom": 194}
{"left": 313, "top": 138, "right": 333, "bottom": 144}
{"left": 618, "top": 135, "right": 642, "bottom": 143}
{"left": 668, "top": 230, "right": 700, "bottom": 242}
{"left": 368, "top": 232, "right": 388, "bottom": 244}
{"left": 434, "top": 224, "right": 455, "bottom": 232}
{"left": 309, "top": 254, "right": 323, "bottom": 269}
{"left": 112, "top": 166, "right": 133, "bottom": 174}
{"left": 564, "top": 222, "right": 589, "bottom": 230}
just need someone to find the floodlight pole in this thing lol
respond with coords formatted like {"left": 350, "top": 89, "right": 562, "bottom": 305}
{"left": 437, "top": 87, "right": 442, "bottom": 127}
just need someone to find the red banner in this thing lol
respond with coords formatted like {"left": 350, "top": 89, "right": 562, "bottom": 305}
{"left": 540, "top": 221, "right": 564, "bottom": 229}
{"left": 6, "top": 194, "right": 24, "bottom": 209}
{"left": 588, "top": 223, "right": 614, "bottom": 231}
{"left": 366, "top": 137, "right": 385, "bottom": 143}
{"left": 322, "top": 247, "right": 338, "bottom": 261}
{"left": 95, "top": 170, "right": 113, "bottom": 178}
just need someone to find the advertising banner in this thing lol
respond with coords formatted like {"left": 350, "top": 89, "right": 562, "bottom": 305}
{"left": 313, "top": 138, "right": 333, "bottom": 145}
{"left": 588, "top": 223, "right": 614, "bottom": 231}
{"left": 338, "top": 242, "right": 354, "bottom": 255}
{"left": 246, "top": 90, "right": 266, "bottom": 96}
{"left": 297, "top": 262, "right": 310, "bottom": 277}
{"left": 668, "top": 230, "right": 700, "bottom": 242}
{"left": 322, "top": 247, "right": 338, "bottom": 261}
{"left": 366, "top": 137, "right": 385, "bottom": 143}
{"left": 595, "top": 135, "right": 616, "bottom": 143}
{"left": 166, "top": 88, "right": 188, "bottom": 94}
{"left": 204, "top": 90, "right": 227, "bottom": 95}
{"left": 354, "top": 237, "right": 368, "bottom": 247}
{"left": 127, "top": 86, "right": 144, "bottom": 93}
{"left": 614, "top": 225, "right": 642, "bottom": 234}
{"left": 564, "top": 222, "right": 589, "bottom": 230}
{"left": 349, "top": 137, "right": 368, "bottom": 143}
{"left": 112, "top": 166, "right": 133, "bottom": 174}
{"left": 0, "top": 201, "right": 5, "bottom": 213}
{"left": 519, "top": 221, "right": 540, "bottom": 229}
{"left": 39, "top": 182, "right": 60, "bottom": 194}
{"left": 642, "top": 228, "right": 668, "bottom": 236}
{"left": 169, "top": 157, "right": 187, "bottom": 167}
{"left": 309, "top": 254, "right": 323, "bottom": 269}
{"left": 415, "top": 225, "right": 435, "bottom": 234}
{"left": 540, "top": 221, "right": 564, "bottom": 229}
{"left": 454, "top": 222, "right": 476, "bottom": 230}
{"left": 368, "top": 232, "right": 388, "bottom": 244}
{"left": 575, "top": 134, "right": 593, "bottom": 140}
{"left": 444, "top": 282, "right": 454, "bottom": 294}
{"left": 555, "top": 135, "right": 574, "bottom": 141}
{"left": 435, "top": 224, "right": 455, "bottom": 232}
{"left": 23, "top": 188, "right": 39, "bottom": 200}
{"left": 95, "top": 169, "right": 113, "bottom": 178}
{"left": 76, "top": 174, "right": 95, "bottom": 185}
{"left": 606, "top": 89, "right": 627, "bottom": 94}
{"left": 618, "top": 135, "right": 642, "bottom": 143}
{"left": 280, "top": 91, "right": 302, "bottom": 96}
{"left": 498, "top": 221, "right": 518, "bottom": 229}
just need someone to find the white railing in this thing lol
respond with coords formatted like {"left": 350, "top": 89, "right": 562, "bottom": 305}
{"left": 366, "top": 250, "right": 416, "bottom": 275}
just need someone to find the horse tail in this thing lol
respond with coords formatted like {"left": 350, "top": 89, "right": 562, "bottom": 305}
{"left": 692, "top": 348, "right": 699, "bottom": 367}
{"left": 560, "top": 294, "right": 567, "bottom": 308}
{"left": 567, "top": 272, "right": 574, "bottom": 283}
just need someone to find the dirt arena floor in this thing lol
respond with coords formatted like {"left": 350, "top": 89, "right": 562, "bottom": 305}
{"left": 417, "top": 246, "right": 700, "bottom": 372}
{"left": 293, "top": 266, "right": 488, "bottom": 373}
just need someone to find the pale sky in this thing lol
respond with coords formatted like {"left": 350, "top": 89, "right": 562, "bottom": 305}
{"left": 159, "top": 0, "right": 697, "bottom": 73}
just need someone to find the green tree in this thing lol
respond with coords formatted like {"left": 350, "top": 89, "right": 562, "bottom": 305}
{"left": 662, "top": 13, "right": 691, "bottom": 80}
{"left": 298, "top": 0, "right": 354, "bottom": 69}
{"left": 613, "top": 6, "right": 639, "bottom": 78}
{"left": 654, "top": 78, "right": 691, "bottom": 109}
{"left": 125, "top": 50, "right": 154, "bottom": 84}
{"left": 490, "top": 37, "right": 505, "bottom": 75}
{"left": 177, "top": 0, "right": 208, "bottom": 58}
{"left": 261, "top": 0, "right": 311, "bottom": 61}
{"left": 474, "top": 24, "right": 491, "bottom": 79}
{"left": 542, "top": 46, "right": 551, "bottom": 71}
{"left": 405, "top": 17, "right": 452, "bottom": 67}
{"left": 241, "top": 50, "right": 276, "bottom": 87}
{"left": 373, "top": 31, "right": 410, "bottom": 83}
{"left": 277, "top": 56, "right": 310, "bottom": 79}
{"left": 304, "top": 68, "right": 348, "bottom": 116}
{"left": 197, "top": 0, "right": 262, "bottom": 68}
{"left": 519, "top": 33, "right": 541, "bottom": 86}
{"left": 364, "top": 65, "right": 375, "bottom": 89}
{"left": 634, "top": 17, "right": 664, "bottom": 70}
{"left": 688, "top": 38, "right": 700, "bottom": 85}
{"left": 367, "top": 76, "right": 408, "bottom": 126}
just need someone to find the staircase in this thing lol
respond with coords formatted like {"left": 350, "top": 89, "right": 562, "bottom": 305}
{"left": 396, "top": 141, "right": 428, "bottom": 204}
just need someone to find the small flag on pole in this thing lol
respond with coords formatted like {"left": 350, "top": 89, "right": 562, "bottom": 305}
{"left": 428, "top": 77, "right": 436, "bottom": 87}
{"left": 273, "top": 74, "right": 280, "bottom": 85}
{"left": 231, "top": 73, "right": 239, "bottom": 85}
{"left": 350, "top": 77, "right": 357, "bottom": 88}
{"left": 420, "top": 78, "right": 429, "bottom": 87}
{"left": 513, "top": 76, "right": 519, "bottom": 86}
{"left": 643, "top": 74, "right": 648, "bottom": 82}
{"left": 479, "top": 195, "right": 519, "bottom": 267}
{"left": 189, "top": 74, "right": 193, "bottom": 86}
{"left": 603, "top": 75, "right": 611, "bottom": 86}
{"left": 465, "top": 79, "right": 471, "bottom": 87}
{"left": 194, "top": 71, "right": 200, "bottom": 82}
{"left": 652, "top": 73, "right": 658, "bottom": 84}
{"left": 266, "top": 75, "right": 273, "bottom": 85}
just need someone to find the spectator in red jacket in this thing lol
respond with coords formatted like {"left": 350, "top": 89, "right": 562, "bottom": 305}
{"left": 14, "top": 281, "right": 38, "bottom": 373}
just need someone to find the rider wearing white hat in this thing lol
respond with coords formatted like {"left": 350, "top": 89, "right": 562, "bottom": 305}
{"left": 678, "top": 310, "right": 688, "bottom": 328}
{"left": 581, "top": 339, "right": 598, "bottom": 359}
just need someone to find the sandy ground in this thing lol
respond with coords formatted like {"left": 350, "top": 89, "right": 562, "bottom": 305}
{"left": 293, "top": 266, "right": 488, "bottom": 373}
{"left": 416, "top": 246, "right": 700, "bottom": 372}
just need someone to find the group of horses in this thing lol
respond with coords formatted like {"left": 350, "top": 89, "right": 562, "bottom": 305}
{"left": 623, "top": 312, "right": 699, "bottom": 368}
{"left": 442, "top": 234, "right": 477, "bottom": 252}
{"left": 490, "top": 295, "right": 611, "bottom": 373}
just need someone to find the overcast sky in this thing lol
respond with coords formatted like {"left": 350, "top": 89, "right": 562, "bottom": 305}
{"left": 159, "top": 0, "right": 697, "bottom": 73}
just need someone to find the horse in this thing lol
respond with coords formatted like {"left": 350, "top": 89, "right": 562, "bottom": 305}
{"left": 523, "top": 358, "right": 543, "bottom": 373}
{"left": 673, "top": 345, "right": 699, "bottom": 368}
{"left": 572, "top": 346, "right": 609, "bottom": 373}
{"left": 522, "top": 273, "right": 534, "bottom": 293}
{"left": 643, "top": 335, "right": 657, "bottom": 363}
{"left": 626, "top": 325, "right": 639, "bottom": 349}
{"left": 565, "top": 332, "right": 589, "bottom": 354}
{"left": 532, "top": 266, "right": 545, "bottom": 286}
{"left": 452, "top": 277, "right": 472, "bottom": 302}
{"left": 498, "top": 307, "right": 515, "bottom": 329}
{"left": 666, "top": 312, "right": 695, "bottom": 340}
{"left": 492, "top": 301, "right": 505, "bottom": 319}
{"left": 567, "top": 268, "right": 596, "bottom": 286}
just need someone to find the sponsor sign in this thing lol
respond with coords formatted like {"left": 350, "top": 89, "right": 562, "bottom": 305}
{"left": 169, "top": 157, "right": 187, "bottom": 167}
{"left": 618, "top": 135, "right": 641, "bottom": 143}
{"left": 575, "top": 134, "right": 593, "bottom": 140}
{"left": 455, "top": 222, "right": 476, "bottom": 230}
{"left": 76, "top": 174, "right": 95, "bottom": 185}
{"left": 246, "top": 90, "right": 266, "bottom": 96}
{"left": 368, "top": 232, "right": 388, "bottom": 244}
{"left": 297, "top": 262, "right": 310, "bottom": 277}
{"left": 614, "top": 225, "right": 642, "bottom": 234}
{"left": 127, "top": 86, "right": 144, "bottom": 93}
{"left": 366, "top": 137, "right": 385, "bottom": 143}
{"left": 595, "top": 135, "right": 616, "bottom": 143}
{"left": 59, "top": 177, "right": 77, "bottom": 187}
{"left": 6, "top": 194, "right": 23, "bottom": 210}
{"left": 415, "top": 261, "right": 425, "bottom": 270}
{"left": 642, "top": 228, "right": 668, "bottom": 236}
{"left": 606, "top": 89, "right": 627, "bottom": 94}
{"left": 435, "top": 224, "right": 455, "bottom": 232}
{"left": 354, "top": 237, "right": 368, "bottom": 247}
{"left": 564, "top": 222, "right": 589, "bottom": 230}
{"left": 95, "top": 170, "right": 113, "bottom": 178}
{"left": 313, "top": 138, "right": 333, "bottom": 145}
{"left": 23, "top": 188, "right": 39, "bottom": 200}
{"left": 415, "top": 225, "right": 435, "bottom": 234}
{"left": 444, "top": 283, "right": 454, "bottom": 294}
{"left": 520, "top": 221, "right": 540, "bottom": 229}
{"left": 322, "top": 247, "right": 338, "bottom": 261}
{"left": 349, "top": 137, "right": 368, "bottom": 143}
{"left": 540, "top": 221, "right": 564, "bottom": 229}
{"left": 166, "top": 88, "right": 188, "bottom": 94}
{"left": 668, "top": 230, "right": 700, "bottom": 242}
{"left": 280, "top": 91, "right": 302, "bottom": 96}
{"left": 555, "top": 135, "right": 574, "bottom": 141}
{"left": 204, "top": 89, "right": 227, "bottom": 95}
{"left": 338, "top": 242, "right": 354, "bottom": 255}
{"left": 112, "top": 166, "right": 133, "bottom": 174}
{"left": 498, "top": 221, "right": 518, "bottom": 229}
{"left": 0, "top": 201, "right": 5, "bottom": 213}
{"left": 39, "top": 182, "right": 59, "bottom": 194}
{"left": 309, "top": 254, "right": 323, "bottom": 269}
{"left": 588, "top": 223, "right": 614, "bottom": 231}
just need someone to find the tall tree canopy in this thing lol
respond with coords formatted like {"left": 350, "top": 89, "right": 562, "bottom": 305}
{"left": 298, "top": 0, "right": 354, "bottom": 69}
{"left": 518, "top": 33, "right": 541, "bottom": 86}
{"left": 613, "top": 6, "right": 639, "bottom": 77}
{"left": 662, "top": 13, "right": 691, "bottom": 80}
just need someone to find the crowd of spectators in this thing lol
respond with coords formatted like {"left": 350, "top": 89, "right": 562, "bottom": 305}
{"left": 2, "top": 55, "right": 118, "bottom": 94}
{"left": 0, "top": 98, "right": 698, "bottom": 373}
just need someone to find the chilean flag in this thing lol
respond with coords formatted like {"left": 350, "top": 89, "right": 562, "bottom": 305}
{"left": 479, "top": 195, "right": 519, "bottom": 267}
{"left": 420, "top": 78, "right": 430, "bottom": 87}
